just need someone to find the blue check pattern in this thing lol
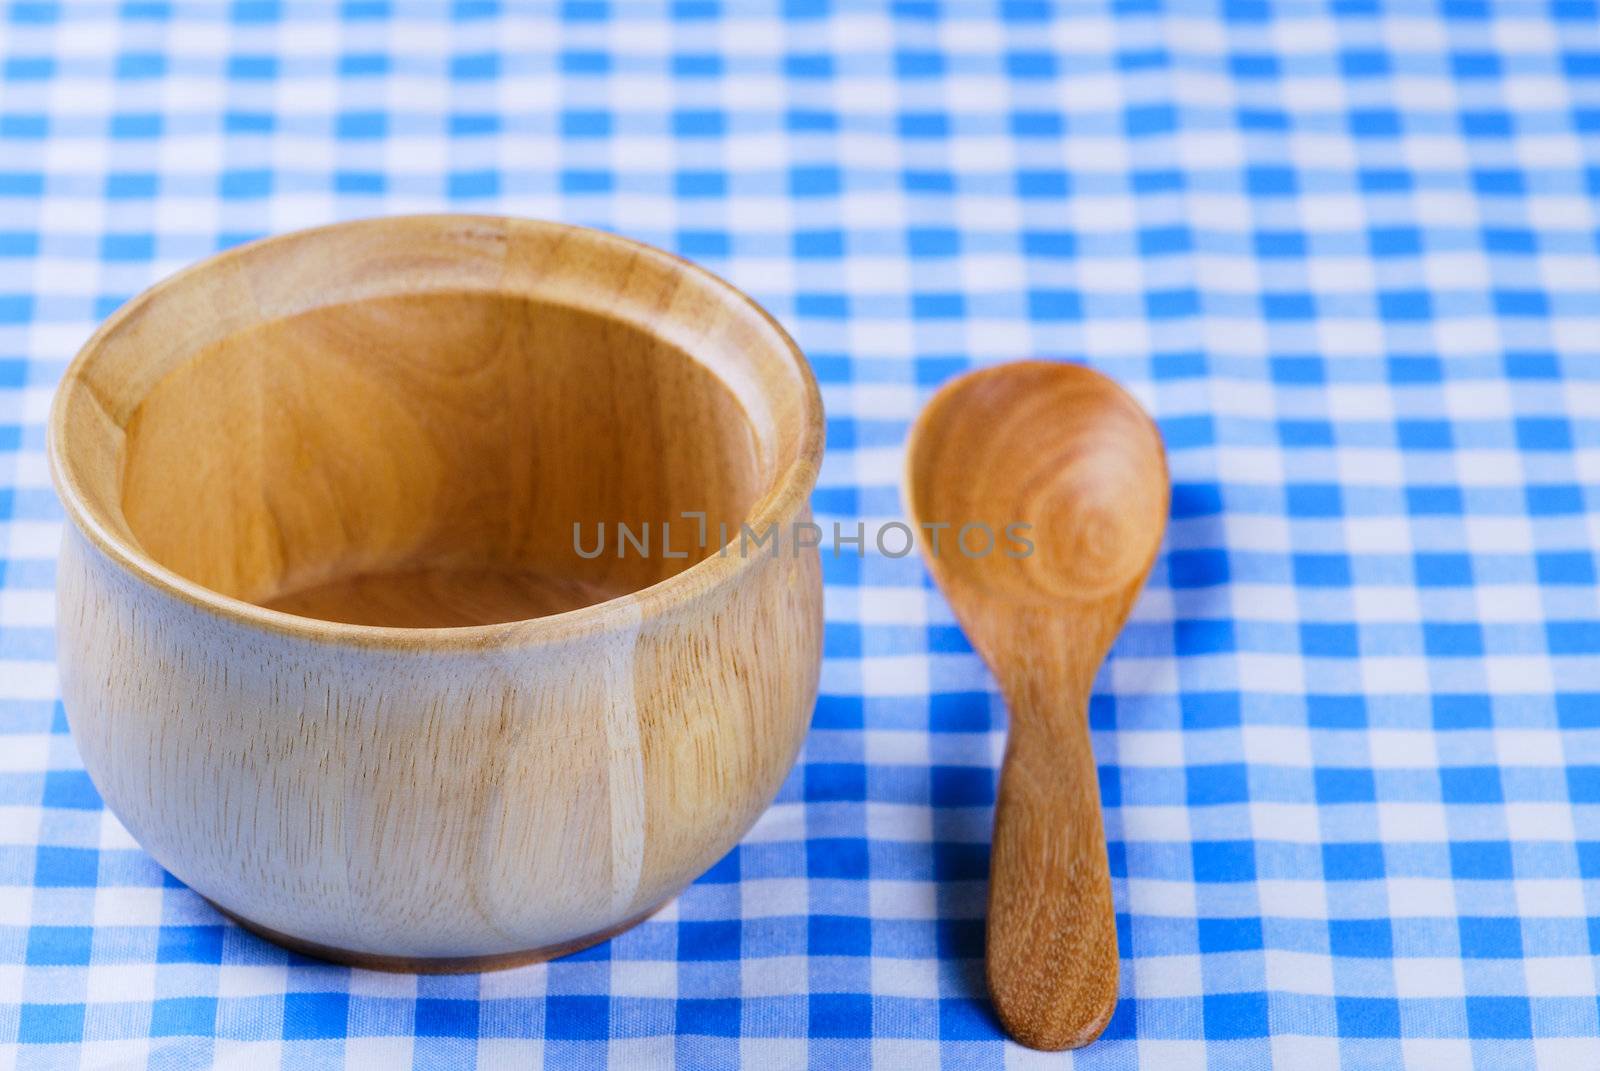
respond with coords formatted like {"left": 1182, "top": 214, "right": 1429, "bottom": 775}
{"left": 2, "top": 0, "right": 1600, "bottom": 1066}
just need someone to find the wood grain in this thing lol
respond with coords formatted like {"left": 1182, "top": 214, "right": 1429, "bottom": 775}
{"left": 904, "top": 360, "right": 1167, "bottom": 1049}
{"left": 260, "top": 564, "right": 632, "bottom": 628}
{"left": 49, "top": 215, "right": 824, "bottom": 968}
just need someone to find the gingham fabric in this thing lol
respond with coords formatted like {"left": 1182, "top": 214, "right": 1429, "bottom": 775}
{"left": 2, "top": 1, "right": 1599, "bottom": 1068}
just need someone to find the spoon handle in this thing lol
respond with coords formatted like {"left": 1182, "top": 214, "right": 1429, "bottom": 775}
{"left": 985, "top": 688, "right": 1119, "bottom": 1050}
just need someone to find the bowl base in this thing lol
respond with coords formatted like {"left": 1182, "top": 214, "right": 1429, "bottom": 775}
{"left": 207, "top": 899, "right": 661, "bottom": 974}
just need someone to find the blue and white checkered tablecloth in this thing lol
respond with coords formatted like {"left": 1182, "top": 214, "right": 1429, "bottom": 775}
{"left": 3, "top": 0, "right": 1600, "bottom": 1067}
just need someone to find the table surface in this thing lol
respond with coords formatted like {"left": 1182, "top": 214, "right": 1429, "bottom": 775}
{"left": 3, "top": 1, "right": 1600, "bottom": 1067}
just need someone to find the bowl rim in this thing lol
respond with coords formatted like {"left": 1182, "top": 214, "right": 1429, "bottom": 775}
{"left": 47, "top": 213, "right": 825, "bottom": 651}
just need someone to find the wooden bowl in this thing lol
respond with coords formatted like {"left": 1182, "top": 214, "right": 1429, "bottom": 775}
{"left": 48, "top": 215, "right": 824, "bottom": 970}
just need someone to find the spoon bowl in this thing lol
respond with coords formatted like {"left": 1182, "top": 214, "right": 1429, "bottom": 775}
{"left": 904, "top": 360, "right": 1168, "bottom": 1050}
{"left": 906, "top": 360, "right": 1167, "bottom": 614}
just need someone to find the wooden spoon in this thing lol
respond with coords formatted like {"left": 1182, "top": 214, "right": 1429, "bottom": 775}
{"left": 903, "top": 360, "right": 1168, "bottom": 1050}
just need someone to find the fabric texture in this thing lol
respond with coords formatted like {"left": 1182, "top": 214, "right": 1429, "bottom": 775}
{"left": 2, "top": 0, "right": 1599, "bottom": 1066}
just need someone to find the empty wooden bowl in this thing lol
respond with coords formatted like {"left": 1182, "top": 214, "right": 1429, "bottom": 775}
{"left": 48, "top": 215, "right": 824, "bottom": 970}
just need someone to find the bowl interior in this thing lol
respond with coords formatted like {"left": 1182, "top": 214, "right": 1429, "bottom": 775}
{"left": 52, "top": 219, "right": 815, "bottom": 631}
{"left": 122, "top": 291, "right": 762, "bottom": 627}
